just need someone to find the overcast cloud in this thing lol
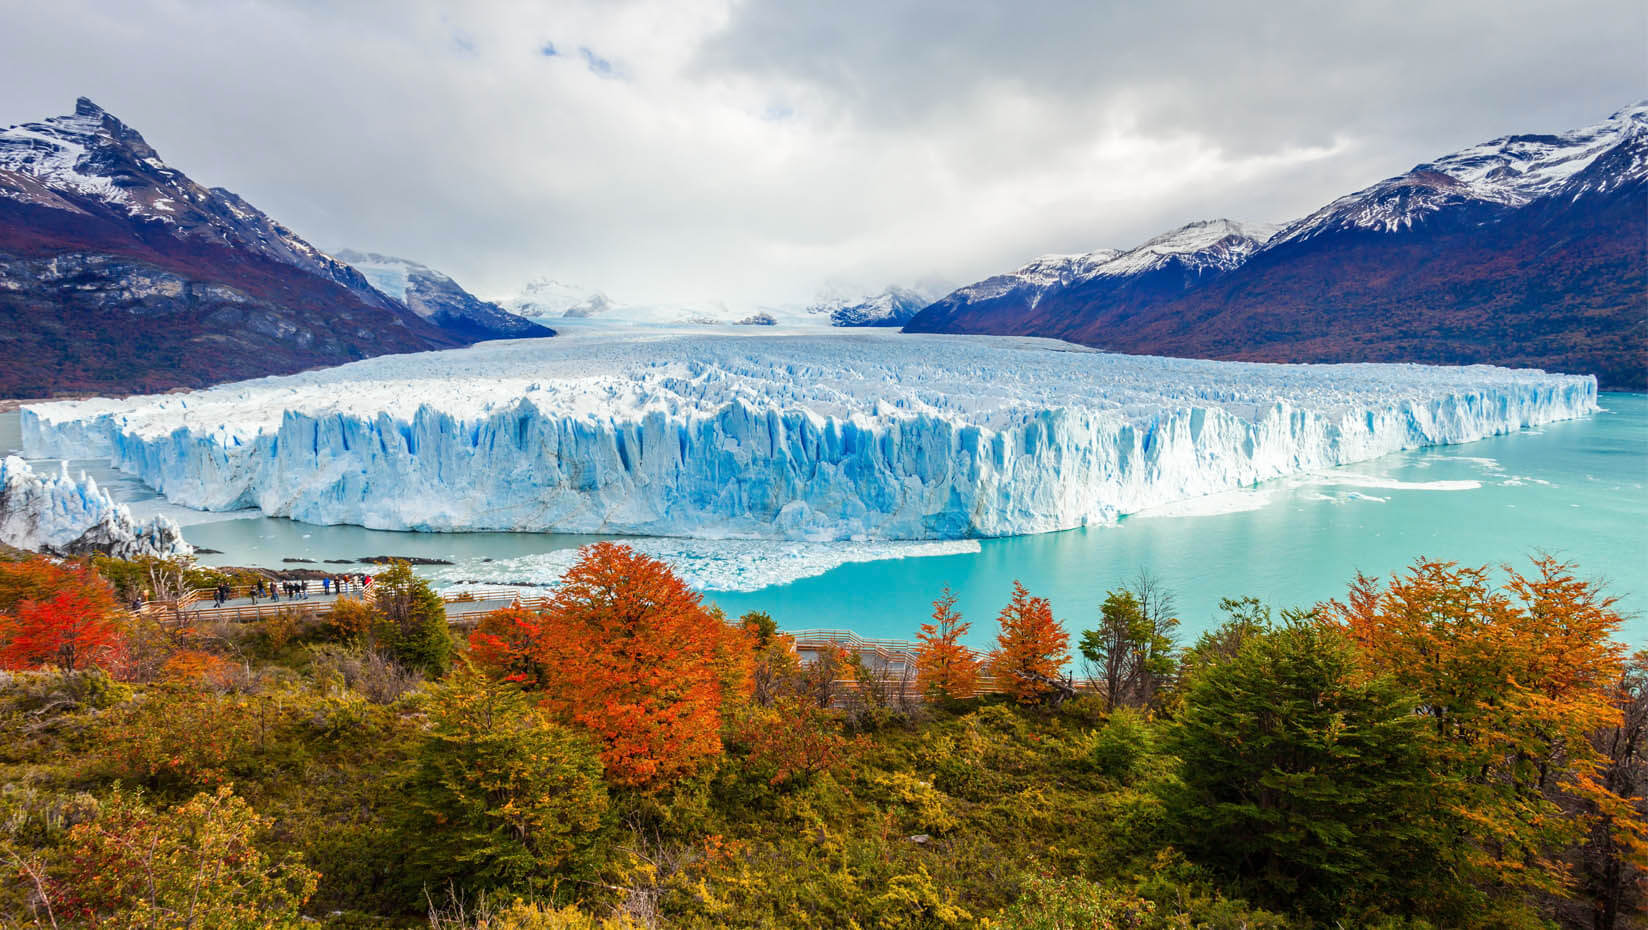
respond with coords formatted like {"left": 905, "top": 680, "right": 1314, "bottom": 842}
{"left": 1, "top": 0, "right": 1642, "bottom": 308}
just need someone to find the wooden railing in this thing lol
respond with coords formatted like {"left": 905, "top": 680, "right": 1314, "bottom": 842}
{"left": 135, "top": 588, "right": 1096, "bottom": 698}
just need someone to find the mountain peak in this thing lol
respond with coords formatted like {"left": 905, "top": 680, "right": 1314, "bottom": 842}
{"left": 73, "top": 96, "right": 104, "bottom": 118}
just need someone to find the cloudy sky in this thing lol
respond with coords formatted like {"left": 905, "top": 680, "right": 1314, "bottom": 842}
{"left": 2, "top": 0, "right": 1642, "bottom": 309}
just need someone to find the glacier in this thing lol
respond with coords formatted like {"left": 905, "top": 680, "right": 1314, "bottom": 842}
{"left": 0, "top": 455, "right": 192, "bottom": 558}
{"left": 18, "top": 331, "right": 1597, "bottom": 541}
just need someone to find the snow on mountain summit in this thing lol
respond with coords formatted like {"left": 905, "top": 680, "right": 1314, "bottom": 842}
{"left": 1275, "top": 101, "right": 1648, "bottom": 244}
{"left": 335, "top": 250, "right": 552, "bottom": 341}
{"left": 503, "top": 277, "right": 617, "bottom": 319}
{"left": 1088, "top": 219, "right": 1280, "bottom": 278}
{"left": 0, "top": 97, "right": 397, "bottom": 311}
{"left": 806, "top": 287, "right": 937, "bottom": 326}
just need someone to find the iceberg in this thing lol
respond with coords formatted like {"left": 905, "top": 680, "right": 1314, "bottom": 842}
{"left": 0, "top": 455, "right": 192, "bottom": 558}
{"left": 20, "top": 331, "right": 1596, "bottom": 541}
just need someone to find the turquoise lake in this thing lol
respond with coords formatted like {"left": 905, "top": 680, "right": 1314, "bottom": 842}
{"left": 4, "top": 394, "right": 1645, "bottom": 648}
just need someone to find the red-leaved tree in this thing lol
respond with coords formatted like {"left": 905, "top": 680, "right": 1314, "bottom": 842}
{"left": 472, "top": 543, "right": 746, "bottom": 790}
{"left": 991, "top": 580, "right": 1069, "bottom": 704}
{"left": 916, "top": 586, "right": 979, "bottom": 702}
{"left": 0, "top": 558, "right": 124, "bottom": 671}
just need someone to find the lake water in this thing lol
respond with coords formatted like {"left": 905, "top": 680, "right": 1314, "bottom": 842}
{"left": 4, "top": 394, "right": 1645, "bottom": 647}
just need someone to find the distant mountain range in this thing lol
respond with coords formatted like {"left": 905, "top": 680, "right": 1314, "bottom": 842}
{"left": 333, "top": 250, "right": 551, "bottom": 343}
{"left": 806, "top": 287, "right": 936, "bottom": 327}
{"left": 907, "top": 104, "right": 1648, "bottom": 389}
{"left": 501, "top": 277, "right": 617, "bottom": 319}
{"left": 0, "top": 98, "right": 546, "bottom": 398}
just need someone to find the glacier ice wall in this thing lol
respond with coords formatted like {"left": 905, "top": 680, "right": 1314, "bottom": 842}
{"left": 0, "top": 455, "right": 193, "bottom": 558}
{"left": 19, "top": 332, "right": 1598, "bottom": 541}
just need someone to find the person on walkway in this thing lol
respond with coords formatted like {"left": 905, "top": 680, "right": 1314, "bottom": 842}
{"left": 322, "top": 577, "right": 331, "bottom": 595}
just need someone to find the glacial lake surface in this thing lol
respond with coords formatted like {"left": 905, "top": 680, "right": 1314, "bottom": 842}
{"left": 4, "top": 393, "right": 1644, "bottom": 648}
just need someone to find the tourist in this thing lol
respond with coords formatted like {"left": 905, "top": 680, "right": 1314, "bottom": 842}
{"left": 322, "top": 576, "right": 331, "bottom": 595}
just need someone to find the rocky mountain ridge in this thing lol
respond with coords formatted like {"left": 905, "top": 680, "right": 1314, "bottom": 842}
{"left": 906, "top": 104, "right": 1648, "bottom": 389}
{"left": 0, "top": 99, "right": 548, "bottom": 398}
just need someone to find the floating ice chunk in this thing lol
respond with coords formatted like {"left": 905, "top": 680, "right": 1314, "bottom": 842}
{"left": 428, "top": 537, "right": 982, "bottom": 593}
{"left": 0, "top": 455, "right": 192, "bottom": 558}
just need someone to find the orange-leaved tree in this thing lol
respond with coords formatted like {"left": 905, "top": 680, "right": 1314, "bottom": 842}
{"left": 1325, "top": 556, "right": 1635, "bottom": 907}
{"left": 468, "top": 605, "right": 552, "bottom": 689}
{"left": 916, "top": 586, "right": 979, "bottom": 702}
{"left": 0, "top": 557, "right": 124, "bottom": 671}
{"left": 473, "top": 542, "right": 745, "bottom": 790}
{"left": 991, "top": 580, "right": 1069, "bottom": 704}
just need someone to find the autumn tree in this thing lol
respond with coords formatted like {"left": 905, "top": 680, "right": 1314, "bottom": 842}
{"left": 399, "top": 667, "right": 609, "bottom": 896}
{"left": 991, "top": 581, "right": 1069, "bottom": 705}
{"left": 0, "top": 557, "right": 124, "bottom": 671}
{"left": 1324, "top": 556, "right": 1633, "bottom": 915}
{"left": 915, "top": 586, "right": 979, "bottom": 703}
{"left": 469, "top": 605, "right": 552, "bottom": 689}
{"left": 1578, "top": 651, "right": 1648, "bottom": 929}
{"left": 743, "top": 613, "right": 805, "bottom": 708}
{"left": 59, "top": 785, "right": 318, "bottom": 929}
{"left": 487, "top": 542, "right": 737, "bottom": 790}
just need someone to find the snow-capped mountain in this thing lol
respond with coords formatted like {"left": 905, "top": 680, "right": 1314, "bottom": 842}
{"left": 911, "top": 220, "right": 1277, "bottom": 337}
{"left": 807, "top": 286, "right": 937, "bottom": 326}
{"left": 334, "top": 250, "right": 552, "bottom": 341}
{"left": 1093, "top": 220, "right": 1280, "bottom": 277}
{"left": 0, "top": 98, "right": 476, "bottom": 397}
{"left": 940, "top": 251, "right": 1121, "bottom": 308}
{"left": 502, "top": 277, "right": 617, "bottom": 319}
{"left": 0, "top": 98, "right": 392, "bottom": 308}
{"left": 907, "top": 104, "right": 1648, "bottom": 389}
{"left": 1273, "top": 102, "right": 1647, "bottom": 244}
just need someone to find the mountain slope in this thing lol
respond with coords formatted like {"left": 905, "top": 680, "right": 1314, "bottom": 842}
{"left": 906, "top": 105, "right": 1648, "bottom": 389}
{"left": 807, "top": 287, "right": 936, "bottom": 326}
{"left": 0, "top": 98, "right": 495, "bottom": 397}
{"left": 910, "top": 220, "right": 1275, "bottom": 337}
{"left": 334, "top": 250, "right": 552, "bottom": 341}
{"left": 502, "top": 277, "right": 617, "bottom": 318}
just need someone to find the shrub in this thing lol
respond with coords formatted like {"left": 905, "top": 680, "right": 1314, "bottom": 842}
{"left": 399, "top": 668, "right": 610, "bottom": 897}
{"left": 1089, "top": 707, "right": 1153, "bottom": 783}
{"left": 59, "top": 785, "right": 319, "bottom": 929}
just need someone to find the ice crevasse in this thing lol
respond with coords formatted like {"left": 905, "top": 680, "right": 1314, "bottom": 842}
{"left": 19, "top": 332, "right": 1599, "bottom": 541}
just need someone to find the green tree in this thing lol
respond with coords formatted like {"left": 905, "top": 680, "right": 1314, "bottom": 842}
{"left": 1078, "top": 588, "right": 1177, "bottom": 710}
{"left": 1090, "top": 706, "right": 1154, "bottom": 783}
{"left": 400, "top": 666, "right": 610, "bottom": 897}
{"left": 368, "top": 560, "right": 452, "bottom": 676}
{"left": 59, "top": 785, "right": 318, "bottom": 930}
{"left": 1165, "top": 620, "right": 1465, "bottom": 923}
